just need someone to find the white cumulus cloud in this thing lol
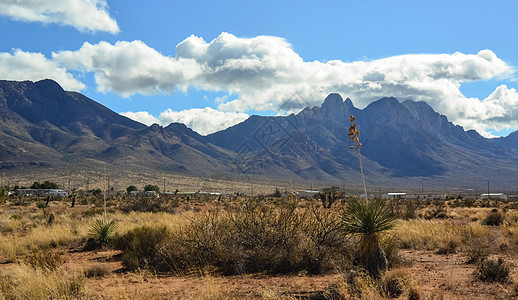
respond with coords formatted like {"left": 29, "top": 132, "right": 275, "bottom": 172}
{"left": 120, "top": 107, "right": 249, "bottom": 135}
{"left": 0, "top": 0, "right": 119, "bottom": 33}
{"left": 54, "top": 40, "right": 201, "bottom": 96}
{"left": 119, "top": 111, "right": 159, "bottom": 126}
{"left": 0, "top": 49, "right": 84, "bottom": 90}
{"left": 11, "top": 32, "right": 518, "bottom": 136}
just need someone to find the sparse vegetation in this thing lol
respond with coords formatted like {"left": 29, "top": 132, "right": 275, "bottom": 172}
{"left": 0, "top": 187, "right": 518, "bottom": 299}
{"left": 474, "top": 258, "right": 510, "bottom": 283}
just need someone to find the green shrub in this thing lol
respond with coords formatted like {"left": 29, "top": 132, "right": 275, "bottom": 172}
{"left": 114, "top": 225, "right": 169, "bottom": 270}
{"left": 10, "top": 214, "right": 22, "bottom": 220}
{"left": 36, "top": 201, "right": 47, "bottom": 209}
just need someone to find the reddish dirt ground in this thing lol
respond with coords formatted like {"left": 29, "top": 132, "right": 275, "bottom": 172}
{"left": 51, "top": 248, "right": 517, "bottom": 299}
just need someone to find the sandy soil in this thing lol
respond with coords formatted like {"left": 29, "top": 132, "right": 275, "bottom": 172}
{"left": 45, "top": 247, "right": 515, "bottom": 299}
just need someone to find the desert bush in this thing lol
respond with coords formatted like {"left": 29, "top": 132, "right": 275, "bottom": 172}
{"left": 157, "top": 203, "right": 351, "bottom": 275}
{"left": 25, "top": 249, "right": 63, "bottom": 272}
{"left": 332, "top": 269, "right": 386, "bottom": 300}
{"left": 435, "top": 239, "right": 459, "bottom": 255}
{"left": 474, "top": 258, "right": 510, "bottom": 283}
{"left": 423, "top": 206, "right": 447, "bottom": 220}
{"left": 83, "top": 264, "right": 110, "bottom": 278}
{"left": 464, "top": 237, "right": 490, "bottom": 264}
{"left": 382, "top": 236, "right": 408, "bottom": 268}
{"left": 114, "top": 225, "right": 169, "bottom": 270}
{"left": 382, "top": 268, "right": 421, "bottom": 299}
{"left": 36, "top": 201, "right": 47, "bottom": 209}
{"left": 482, "top": 209, "right": 504, "bottom": 226}
{"left": 389, "top": 199, "right": 419, "bottom": 220}
{"left": 9, "top": 214, "right": 22, "bottom": 221}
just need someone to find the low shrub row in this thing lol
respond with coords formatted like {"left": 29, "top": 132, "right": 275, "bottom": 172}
{"left": 114, "top": 202, "right": 353, "bottom": 275}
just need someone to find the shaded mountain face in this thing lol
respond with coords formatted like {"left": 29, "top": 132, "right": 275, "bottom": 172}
{"left": 208, "top": 94, "right": 518, "bottom": 185}
{"left": 0, "top": 79, "right": 232, "bottom": 173}
{"left": 1, "top": 79, "right": 517, "bottom": 187}
{"left": 493, "top": 130, "right": 518, "bottom": 150}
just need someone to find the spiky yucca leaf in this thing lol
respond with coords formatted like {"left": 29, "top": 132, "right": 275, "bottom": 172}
{"left": 89, "top": 219, "right": 117, "bottom": 248}
{"left": 341, "top": 198, "right": 395, "bottom": 277}
{"left": 341, "top": 198, "right": 395, "bottom": 235}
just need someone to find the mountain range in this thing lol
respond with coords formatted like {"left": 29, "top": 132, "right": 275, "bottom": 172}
{"left": 1, "top": 79, "right": 517, "bottom": 188}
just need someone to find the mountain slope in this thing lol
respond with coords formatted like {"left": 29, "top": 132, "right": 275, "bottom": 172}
{"left": 1, "top": 79, "right": 517, "bottom": 187}
{"left": 0, "top": 79, "right": 232, "bottom": 173}
{"left": 209, "top": 94, "right": 518, "bottom": 185}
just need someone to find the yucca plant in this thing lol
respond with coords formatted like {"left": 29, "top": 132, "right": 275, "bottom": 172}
{"left": 341, "top": 198, "right": 395, "bottom": 277}
{"left": 89, "top": 219, "right": 117, "bottom": 248}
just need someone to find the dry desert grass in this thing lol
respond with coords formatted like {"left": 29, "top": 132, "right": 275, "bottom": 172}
{"left": 1, "top": 193, "right": 518, "bottom": 299}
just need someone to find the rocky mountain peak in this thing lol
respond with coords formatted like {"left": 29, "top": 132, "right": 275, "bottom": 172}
{"left": 321, "top": 93, "right": 343, "bottom": 109}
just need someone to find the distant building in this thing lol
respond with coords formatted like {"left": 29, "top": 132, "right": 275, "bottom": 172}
{"left": 48, "top": 189, "right": 68, "bottom": 197}
{"left": 387, "top": 192, "right": 406, "bottom": 199}
{"left": 143, "top": 190, "right": 158, "bottom": 197}
{"left": 296, "top": 190, "right": 319, "bottom": 198}
{"left": 15, "top": 189, "right": 68, "bottom": 197}
{"left": 480, "top": 193, "right": 507, "bottom": 200}
{"left": 321, "top": 186, "right": 340, "bottom": 193}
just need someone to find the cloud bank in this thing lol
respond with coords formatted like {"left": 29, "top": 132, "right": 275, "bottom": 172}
{"left": 0, "top": 0, "right": 119, "bottom": 33}
{"left": 120, "top": 107, "right": 249, "bottom": 135}
{"left": 0, "top": 49, "right": 85, "bottom": 90}
{"left": 2, "top": 32, "right": 517, "bottom": 136}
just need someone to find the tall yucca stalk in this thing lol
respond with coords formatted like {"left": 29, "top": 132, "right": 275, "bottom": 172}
{"left": 348, "top": 115, "right": 367, "bottom": 197}
{"left": 341, "top": 198, "right": 395, "bottom": 277}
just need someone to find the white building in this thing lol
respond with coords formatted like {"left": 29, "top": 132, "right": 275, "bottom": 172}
{"left": 48, "top": 189, "right": 68, "bottom": 197}
{"left": 480, "top": 193, "right": 507, "bottom": 200}
{"left": 296, "top": 190, "right": 319, "bottom": 198}
{"left": 387, "top": 192, "right": 406, "bottom": 199}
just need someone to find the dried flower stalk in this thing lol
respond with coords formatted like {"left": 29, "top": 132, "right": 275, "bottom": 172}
{"left": 348, "top": 115, "right": 367, "bottom": 198}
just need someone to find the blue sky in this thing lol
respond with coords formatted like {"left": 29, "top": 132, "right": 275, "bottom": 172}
{"left": 1, "top": 0, "right": 517, "bottom": 136}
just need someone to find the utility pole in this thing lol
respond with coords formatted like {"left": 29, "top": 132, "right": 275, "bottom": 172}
{"left": 487, "top": 180, "right": 490, "bottom": 200}
{"left": 163, "top": 178, "right": 166, "bottom": 193}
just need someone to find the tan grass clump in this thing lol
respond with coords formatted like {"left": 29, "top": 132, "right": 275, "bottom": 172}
{"left": 0, "top": 264, "right": 86, "bottom": 299}
{"left": 394, "top": 219, "right": 469, "bottom": 251}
